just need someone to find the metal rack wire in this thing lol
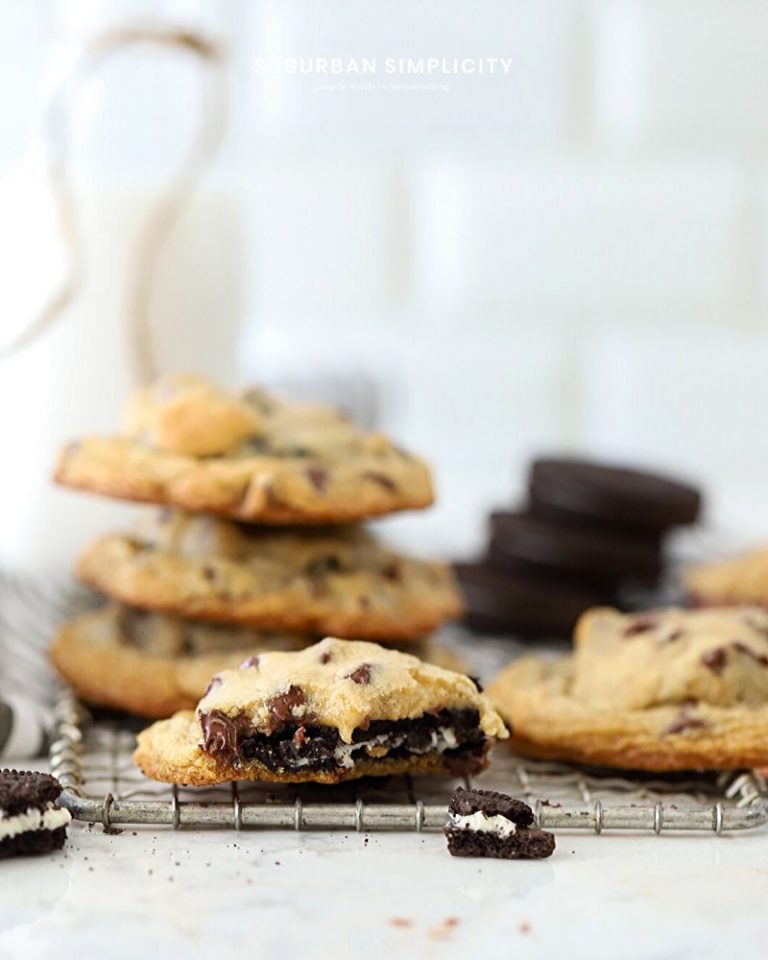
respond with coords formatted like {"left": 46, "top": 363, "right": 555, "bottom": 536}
{"left": 49, "top": 687, "right": 768, "bottom": 835}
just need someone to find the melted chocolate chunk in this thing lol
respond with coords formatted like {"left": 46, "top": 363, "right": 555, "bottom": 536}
{"left": 306, "top": 467, "right": 329, "bottom": 492}
{"left": 701, "top": 647, "right": 728, "bottom": 675}
{"left": 267, "top": 685, "right": 306, "bottom": 729}
{"left": 346, "top": 664, "right": 372, "bottom": 685}
{"left": 199, "top": 708, "right": 486, "bottom": 774}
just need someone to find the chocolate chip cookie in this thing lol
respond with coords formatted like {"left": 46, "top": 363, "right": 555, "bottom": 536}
{"left": 488, "top": 606, "right": 768, "bottom": 771}
{"left": 684, "top": 548, "right": 768, "bottom": 609}
{"left": 75, "top": 511, "right": 463, "bottom": 639}
{"left": 134, "top": 638, "right": 508, "bottom": 785}
{"left": 55, "top": 374, "right": 434, "bottom": 523}
{"left": 51, "top": 604, "right": 469, "bottom": 718}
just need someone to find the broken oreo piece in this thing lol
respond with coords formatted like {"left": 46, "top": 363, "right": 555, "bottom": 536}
{"left": 444, "top": 787, "right": 555, "bottom": 860}
{"left": 0, "top": 770, "right": 71, "bottom": 860}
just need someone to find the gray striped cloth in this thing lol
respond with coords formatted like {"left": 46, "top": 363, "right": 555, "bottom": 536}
{"left": 0, "top": 570, "right": 93, "bottom": 760}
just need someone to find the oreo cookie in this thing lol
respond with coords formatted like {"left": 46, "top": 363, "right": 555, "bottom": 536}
{"left": 529, "top": 458, "right": 702, "bottom": 533}
{"left": 444, "top": 787, "right": 555, "bottom": 859}
{"left": 454, "top": 562, "right": 604, "bottom": 638}
{"left": 0, "top": 770, "right": 71, "bottom": 860}
{"left": 488, "top": 511, "right": 663, "bottom": 587}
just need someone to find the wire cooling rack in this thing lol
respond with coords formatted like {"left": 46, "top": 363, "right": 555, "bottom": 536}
{"left": 49, "top": 687, "right": 768, "bottom": 835}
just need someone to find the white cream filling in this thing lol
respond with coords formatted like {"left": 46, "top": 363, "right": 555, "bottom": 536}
{"left": 449, "top": 811, "right": 517, "bottom": 839}
{"left": 0, "top": 802, "right": 71, "bottom": 841}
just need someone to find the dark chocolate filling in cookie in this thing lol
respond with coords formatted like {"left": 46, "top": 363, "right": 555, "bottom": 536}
{"left": 199, "top": 708, "right": 487, "bottom": 775}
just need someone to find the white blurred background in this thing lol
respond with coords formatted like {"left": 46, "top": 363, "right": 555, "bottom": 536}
{"left": 1, "top": 0, "right": 767, "bottom": 569}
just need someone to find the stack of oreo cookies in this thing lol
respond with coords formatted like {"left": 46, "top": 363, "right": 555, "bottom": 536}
{"left": 456, "top": 457, "right": 701, "bottom": 639}
{"left": 51, "top": 374, "right": 464, "bottom": 719}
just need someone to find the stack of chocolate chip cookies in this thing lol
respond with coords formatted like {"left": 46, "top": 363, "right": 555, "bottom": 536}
{"left": 457, "top": 457, "right": 701, "bottom": 639}
{"left": 51, "top": 374, "right": 465, "bottom": 718}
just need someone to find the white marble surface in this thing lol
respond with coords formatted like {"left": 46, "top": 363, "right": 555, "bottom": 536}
{"left": 0, "top": 816, "right": 766, "bottom": 960}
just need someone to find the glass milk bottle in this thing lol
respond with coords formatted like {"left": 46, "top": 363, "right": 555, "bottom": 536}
{"left": 0, "top": 23, "right": 244, "bottom": 575}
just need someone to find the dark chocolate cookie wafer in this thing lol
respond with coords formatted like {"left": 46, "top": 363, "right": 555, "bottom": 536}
{"left": 489, "top": 511, "right": 663, "bottom": 587}
{"left": 444, "top": 787, "right": 555, "bottom": 859}
{"left": 0, "top": 770, "right": 71, "bottom": 859}
{"left": 530, "top": 458, "right": 701, "bottom": 533}
{"left": 454, "top": 562, "right": 604, "bottom": 638}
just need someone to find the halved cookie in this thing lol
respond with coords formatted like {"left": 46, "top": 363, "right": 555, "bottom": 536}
{"left": 134, "top": 638, "right": 507, "bottom": 785}
{"left": 488, "top": 606, "right": 768, "bottom": 771}
{"left": 75, "top": 511, "right": 463, "bottom": 639}
{"left": 51, "top": 604, "right": 469, "bottom": 718}
{"left": 55, "top": 374, "right": 433, "bottom": 523}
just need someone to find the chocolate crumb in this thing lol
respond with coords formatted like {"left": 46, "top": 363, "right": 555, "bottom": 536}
{"left": 388, "top": 918, "right": 412, "bottom": 929}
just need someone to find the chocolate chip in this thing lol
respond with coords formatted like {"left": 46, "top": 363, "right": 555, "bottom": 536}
{"left": 306, "top": 556, "right": 343, "bottom": 578}
{"left": 469, "top": 675, "right": 484, "bottom": 693}
{"left": 319, "top": 651, "right": 333, "bottom": 664}
{"left": 623, "top": 617, "right": 657, "bottom": 638}
{"left": 203, "top": 676, "right": 222, "bottom": 697}
{"left": 731, "top": 642, "right": 768, "bottom": 667}
{"left": 202, "top": 565, "right": 217, "bottom": 582}
{"left": 663, "top": 714, "right": 709, "bottom": 736}
{"left": 363, "top": 471, "right": 397, "bottom": 492}
{"left": 267, "top": 685, "right": 306, "bottom": 728}
{"left": 346, "top": 664, "right": 372, "bottom": 685}
{"left": 701, "top": 647, "right": 728, "bottom": 675}
{"left": 381, "top": 561, "right": 401, "bottom": 583}
{"left": 240, "top": 655, "right": 260, "bottom": 670}
{"left": 306, "top": 467, "right": 328, "bottom": 492}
